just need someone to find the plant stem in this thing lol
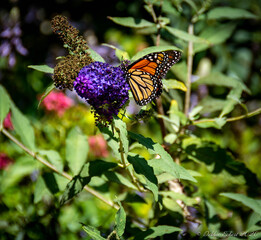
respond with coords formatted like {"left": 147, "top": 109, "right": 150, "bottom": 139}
{"left": 117, "top": 128, "right": 144, "bottom": 191}
{"left": 226, "top": 108, "right": 261, "bottom": 122}
{"left": 184, "top": 23, "right": 194, "bottom": 116}
{"left": 148, "top": 2, "right": 157, "bottom": 23}
{"left": 155, "top": 99, "right": 167, "bottom": 139}
{"left": 1, "top": 128, "right": 119, "bottom": 210}
{"left": 193, "top": 107, "right": 261, "bottom": 125}
{"left": 154, "top": 0, "right": 167, "bottom": 141}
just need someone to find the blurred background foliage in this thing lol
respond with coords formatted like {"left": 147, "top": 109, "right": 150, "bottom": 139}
{"left": 0, "top": 0, "right": 261, "bottom": 239}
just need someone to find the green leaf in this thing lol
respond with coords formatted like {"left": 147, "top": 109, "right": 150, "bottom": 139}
{"left": 28, "top": 65, "right": 54, "bottom": 74}
{"left": 65, "top": 127, "right": 89, "bottom": 175}
{"left": 247, "top": 212, "right": 261, "bottom": 231}
{"left": 193, "top": 72, "right": 250, "bottom": 94}
{"left": 156, "top": 114, "right": 183, "bottom": 128}
{"left": 248, "top": 228, "right": 261, "bottom": 240}
{"left": 206, "top": 24, "right": 236, "bottom": 44}
{"left": 38, "top": 83, "right": 55, "bottom": 108}
{"left": 162, "top": 79, "right": 187, "bottom": 92}
{"left": 117, "top": 192, "right": 146, "bottom": 203}
{"left": 170, "top": 61, "right": 187, "bottom": 83}
{"left": 162, "top": 0, "right": 179, "bottom": 15}
{"left": 219, "top": 87, "right": 243, "bottom": 118}
{"left": 88, "top": 176, "right": 106, "bottom": 188}
{"left": 226, "top": 237, "right": 244, "bottom": 240}
{"left": 144, "top": 5, "right": 154, "bottom": 18}
{"left": 102, "top": 43, "right": 130, "bottom": 60}
{"left": 134, "top": 225, "right": 181, "bottom": 240}
{"left": 197, "top": 96, "right": 227, "bottom": 114}
{"left": 128, "top": 154, "right": 158, "bottom": 201}
{"left": 0, "top": 85, "right": 11, "bottom": 129}
{"left": 54, "top": 173, "right": 69, "bottom": 191}
{"left": 129, "top": 131, "right": 196, "bottom": 182}
{"left": 193, "top": 118, "right": 227, "bottom": 129}
{"left": 204, "top": 199, "right": 221, "bottom": 232}
{"left": 10, "top": 102, "right": 36, "bottom": 151}
{"left": 148, "top": 158, "right": 196, "bottom": 183}
{"left": 167, "top": 106, "right": 188, "bottom": 126}
{"left": 164, "top": 133, "right": 177, "bottom": 145}
{"left": 189, "top": 106, "right": 203, "bottom": 120}
{"left": 220, "top": 193, "right": 261, "bottom": 215}
{"left": 207, "top": 7, "right": 258, "bottom": 20}
{"left": 34, "top": 173, "right": 60, "bottom": 203}
{"left": 82, "top": 225, "right": 106, "bottom": 240}
{"left": 162, "top": 197, "right": 183, "bottom": 214}
{"left": 157, "top": 171, "right": 201, "bottom": 184}
{"left": 115, "top": 202, "right": 126, "bottom": 237}
{"left": 165, "top": 26, "right": 209, "bottom": 43}
{"left": 194, "top": 23, "right": 236, "bottom": 53}
{"left": 131, "top": 46, "right": 182, "bottom": 61}
{"left": 99, "top": 125, "right": 121, "bottom": 160}
{"left": 169, "top": 99, "right": 182, "bottom": 132}
{"left": 1, "top": 156, "right": 38, "bottom": 191}
{"left": 42, "top": 172, "right": 60, "bottom": 194}
{"left": 108, "top": 16, "right": 155, "bottom": 28}
{"left": 158, "top": 16, "right": 170, "bottom": 26}
{"left": 34, "top": 176, "right": 50, "bottom": 204}
{"left": 136, "top": 25, "right": 158, "bottom": 35}
{"left": 87, "top": 47, "right": 105, "bottom": 62}
{"left": 160, "top": 191, "right": 198, "bottom": 206}
{"left": 183, "top": 138, "right": 258, "bottom": 188}
{"left": 60, "top": 160, "right": 117, "bottom": 205}
{"left": 39, "top": 150, "right": 64, "bottom": 173}
{"left": 103, "top": 171, "right": 137, "bottom": 190}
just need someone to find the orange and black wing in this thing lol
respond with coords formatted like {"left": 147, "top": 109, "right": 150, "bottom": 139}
{"left": 126, "top": 50, "right": 181, "bottom": 106}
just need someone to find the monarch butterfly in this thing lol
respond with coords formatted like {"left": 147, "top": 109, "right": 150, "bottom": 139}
{"left": 124, "top": 50, "right": 182, "bottom": 106}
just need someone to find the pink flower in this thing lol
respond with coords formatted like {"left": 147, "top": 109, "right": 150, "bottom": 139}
{"left": 41, "top": 91, "right": 73, "bottom": 116}
{"left": 88, "top": 134, "right": 109, "bottom": 158}
{"left": 0, "top": 153, "right": 13, "bottom": 169}
{"left": 3, "top": 112, "right": 13, "bottom": 130}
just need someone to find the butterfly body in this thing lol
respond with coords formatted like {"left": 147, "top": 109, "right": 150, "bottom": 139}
{"left": 124, "top": 50, "right": 182, "bottom": 106}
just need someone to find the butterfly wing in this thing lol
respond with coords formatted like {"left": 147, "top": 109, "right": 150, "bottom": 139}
{"left": 127, "top": 68, "right": 156, "bottom": 106}
{"left": 126, "top": 50, "right": 181, "bottom": 106}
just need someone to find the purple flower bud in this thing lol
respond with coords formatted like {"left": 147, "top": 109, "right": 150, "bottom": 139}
{"left": 8, "top": 52, "right": 16, "bottom": 67}
{"left": 12, "top": 38, "right": 28, "bottom": 55}
{"left": 13, "top": 25, "right": 22, "bottom": 36}
{"left": 0, "top": 28, "right": 12, "bottom": 38}
{"left": 0, "top": 42, "right": 11, "bottom": 56}
{"left": 0, "top": 15, "right": 28, "bottom": 68}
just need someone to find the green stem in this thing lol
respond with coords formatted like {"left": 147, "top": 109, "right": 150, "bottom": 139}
{"left": 226, "top": 108, "right": 261, "bottom": 122}
{"left": 148, "top": 2, "right": 157, "bottom": 23}
{"left": 1, "top": 128, "right": 119, "bottom": 210}
{"left": 117, "top": 128, "right": 144, "bottom": 192}
{"left": 153, "top": 0, "right": 167, "bottom": 141}
{"left": 193, "top": 107, "right": 261, "bottom": 125}
{"left": 184, "top": 23, "right": 194, "bottom": 116}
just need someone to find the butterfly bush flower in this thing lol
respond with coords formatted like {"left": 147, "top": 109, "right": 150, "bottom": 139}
{"left": 42, "top": 91, "right": 73, "bottom": 116}
{"left": 74, "top": 61, "right": 130, "bottom": 122}
{"left": 0, "top": 153, "right": 13, "bottom": 170}
{"left": 88, "top": 134, "right": 109, "bottom": 158}
{"left": 50, "top": 15, "right": 129, "bottom": 123}
{"left": 0, "top": 7, "right": 28, "bottom": 68}
{"left": 3, "top": 112, "right": 14, "bottom": 130}
{"left": 51, "top": 15, "right": 93, "bottom": 90}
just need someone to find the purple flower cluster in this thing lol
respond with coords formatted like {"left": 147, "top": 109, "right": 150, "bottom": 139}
{"left": 0, "top": 11, "right": 28, "bottom": 68}
{"left": 74, "top": 62, "right": 130, "bottom": 122}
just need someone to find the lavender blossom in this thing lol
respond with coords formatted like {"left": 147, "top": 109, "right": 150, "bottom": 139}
{"left": 0, "top": 9, "right": 28, "bottom": 68}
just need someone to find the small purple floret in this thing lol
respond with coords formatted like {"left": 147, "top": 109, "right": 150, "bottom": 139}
{"left": 74, "top": 62, "right": 130, "bottom": 121}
